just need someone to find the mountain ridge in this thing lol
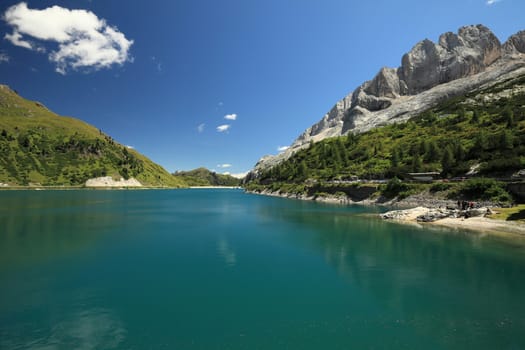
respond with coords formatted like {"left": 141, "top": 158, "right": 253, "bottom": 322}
{"left": 0, "top": 85, "right": 185, "bottom": 187}
{"left": 251, "top": 25, "right": 525, "bottom": 175}
{"left": 172, "top": 167, "right": 241, "bottom": 187}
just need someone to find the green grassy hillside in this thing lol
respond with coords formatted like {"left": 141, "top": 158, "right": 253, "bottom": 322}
{"left": 247, "top": 73, "right": 525, "bottom": 199}
{"left": 173, "top": 167, "right": 241, "bottom": 186}
{"left": 0, "top": 85, "right": 186, "bottom": 187}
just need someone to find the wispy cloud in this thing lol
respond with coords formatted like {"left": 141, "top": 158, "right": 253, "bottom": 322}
{"left": 224, "top": 113, "right": 237, "bottom": 121}
{"left": 217, "top": 163, "right": 232, "bottom": 168}
{"left": 125, "top": 145, "right": 134, "bottom": 149}
{"left": 3, "top": 2, "right": 133, "bottom": 74}
{"left": 5, "top": 31, "right": 32, "bottom": 49}
{"left": 0, "top": 53, "right": 9, "bottom": 63}
{"left": 151, "top": 56, "right": 162, "bottom": 72}
{"left": 486, "top": 0, "right": 502, "bottom": 5}
{"left": 277, "top": 146, "right": 289, "bottom": 152}
{"left": 197, "top": 123, "right": 205, "bottom": 133}
{"left": 216, "top": 124, "right": 230, "bottom": 132}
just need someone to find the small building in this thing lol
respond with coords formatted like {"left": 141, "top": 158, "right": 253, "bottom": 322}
{"left": 406, "top": 172, "right": 441, "bottom": 182}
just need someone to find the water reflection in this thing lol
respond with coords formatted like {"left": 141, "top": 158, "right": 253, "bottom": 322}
{"left": 217, "top": 237, "right": 237, "bottom": 267}
{"left": 2, "top": 190, "right": 525, "bottom": 349}
{"left": 0, "top": 191, "right": 131, "bottom": 268}
{"left": 1, "top": 308, "right": 126, "bottom": 350}
{"left": 255, "top": 198, "right": 525, "bottom": 348}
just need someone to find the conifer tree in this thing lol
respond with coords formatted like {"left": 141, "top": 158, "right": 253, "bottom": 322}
{"left": 441, "top": 146, "right": 455, "bottom": 176}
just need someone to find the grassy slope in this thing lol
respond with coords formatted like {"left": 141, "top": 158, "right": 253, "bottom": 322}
{"left": 173, "top": 167, "right": 241, "bottom": 186}
{"left": 0, "top": 85, "right": 186, "bottom": 187}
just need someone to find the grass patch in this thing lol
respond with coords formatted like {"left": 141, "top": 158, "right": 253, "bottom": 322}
{"left": 488, "top": 205, "right": 525, "bottom": 221}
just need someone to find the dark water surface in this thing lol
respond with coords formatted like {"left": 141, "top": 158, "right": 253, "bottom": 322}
{"left": 1, "top": 189, "right": 525, "bottom": 349}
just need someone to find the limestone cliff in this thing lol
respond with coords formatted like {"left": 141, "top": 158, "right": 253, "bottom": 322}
{"left": 251, "top": 25, "right": 525, "bottom": 175}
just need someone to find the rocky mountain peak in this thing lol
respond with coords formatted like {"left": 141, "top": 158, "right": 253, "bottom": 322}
{"left": 251, "top": 25, "right": 525, "bottom": 175}
{"left": 363, "top": 67, "right": 400, "bottom": 99}
{"left": 503, "top": 30, "right": 525, "bottom": 55}
{"left": 399, "top": 24, "right": 502, "bottom": 95}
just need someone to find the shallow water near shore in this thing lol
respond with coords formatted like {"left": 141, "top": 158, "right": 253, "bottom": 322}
{"left": 1, "top": 189, "right": 525, "bottom": 349}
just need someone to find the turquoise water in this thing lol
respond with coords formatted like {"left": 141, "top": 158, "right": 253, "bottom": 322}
{"left": 1, "top": 189, "right": 525, "bottom": 349}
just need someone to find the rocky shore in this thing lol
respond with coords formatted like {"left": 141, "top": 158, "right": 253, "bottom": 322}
{"left": 380, "top": 206, "right": 525, "bottom": 235}
{"left": 247, "top": 188, "right": 497, "bottom": 208}
{"left": 246, "top": 188, "right": 370, "bottom": 205}
{"left": 247, "top": 189, "right": 525, "bottom": 235}
{"left": 380, "top": 206, "right": 492, "bottom": 222}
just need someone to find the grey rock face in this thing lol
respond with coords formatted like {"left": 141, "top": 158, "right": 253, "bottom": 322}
{"left": 364, "top": 67, "right": 401, "bottom": 98}
{"left": 252, "top": 25, "right": 525, "bottom": 174}
{"left": 504, "top": 30, "right": 525, "bottom": 54}
{"left": 400, "top": 38, "right": 445, "bottom": 94}
{"left": 399, "top": 24, "right": 502, "bottom": 95}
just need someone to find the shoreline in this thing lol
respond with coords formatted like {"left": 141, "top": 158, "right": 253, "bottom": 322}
{"left": 0, "top": 185, "right": 179, "bottom": 190}
{"left": 429, "top": 216, "right": 525, "bottom": 236}
{"left": 3, "top": 186, "right": 523, "bottom": 235}
{"left": 189, "top": 186, "right": 242, "bottom": 189}
{"left": 245, "top": 188, "right": 462, "bottom": 208}
{"left": 380, "top": 206, "right": 525, "bottom": 236}
{"left": 247, "top": 189, "right": 525, "bottom": 236}
{"left": 0, "top": 185, "right": 242, "bottom": 191}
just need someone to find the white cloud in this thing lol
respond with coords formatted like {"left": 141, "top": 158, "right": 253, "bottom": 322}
{"left": 486, "top": 0, "right": 502, "bottom": 5}
{"left": 224, "top": 113, "right": 237, "bottom": 121}
{"left": 277, "top": 146, "right": 289, "bottom": 152}
{"left": 4, "top": 30, "right": 32, "bottom": 49}
{"left": 197, "top": 123, "right": 205, "bottom": 133}
{"left": 3, "top": 2, "right": 133, "bottom": 74}
{"left": 216, "top": 124, "right": 230, "bottom": 132}
{"left": 217, "top": 164, "right": 232, "bottom": 168}
{"left": 125, "top": 145, "right": 134, "bottom": 149}
{"left": 229, "top": 171, "right": 248, "bottom": 179}
{"left": 0, "top": 53, "right": 9, "bottom": 63}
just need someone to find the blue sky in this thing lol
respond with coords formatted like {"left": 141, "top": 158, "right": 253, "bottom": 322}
{"left": 0, "top": 0, "right": 524, "bottom": 176}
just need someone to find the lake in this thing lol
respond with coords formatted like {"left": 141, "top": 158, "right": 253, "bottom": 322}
{"left": 1, "top": 189, "right": 525, "bottom": 349}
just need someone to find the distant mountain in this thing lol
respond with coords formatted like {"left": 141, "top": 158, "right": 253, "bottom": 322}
{"left": 252, "top": 25, "right": 525, "bottom": 174}
{"left": 173, "top": 167, "right": 241, "bottom": 187}
{"left": 0, "top": 85, "right": 185, "bottom": 187}
{"left": 248, "top": 74, "right": 525, "bottom": 184}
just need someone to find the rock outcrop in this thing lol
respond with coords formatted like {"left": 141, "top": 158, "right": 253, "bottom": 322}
{"left": 251, "top": 25, "right": 525, "bottom": 175}
{"left": 503, "top": 30, "right": 525, "bottom": 55}
{"left": 381, "top": 206, "right": 492, "bottom": 223}
{"left": 85, "top": 176, "right": 142, "bottom": 188}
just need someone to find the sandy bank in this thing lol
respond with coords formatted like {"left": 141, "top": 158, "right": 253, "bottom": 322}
{"left": 381, "top": 206, "right": 525, "bottom": 235}
{"left": 431, "top": 216, "right": 525, "bottom": 235}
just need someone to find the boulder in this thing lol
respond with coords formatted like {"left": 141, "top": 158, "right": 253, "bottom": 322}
{"left": 465, "top": 207, "right": 491, "bottom": 218}
{"left": 416, "top": 208, "right": 454, "bottom": 222}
